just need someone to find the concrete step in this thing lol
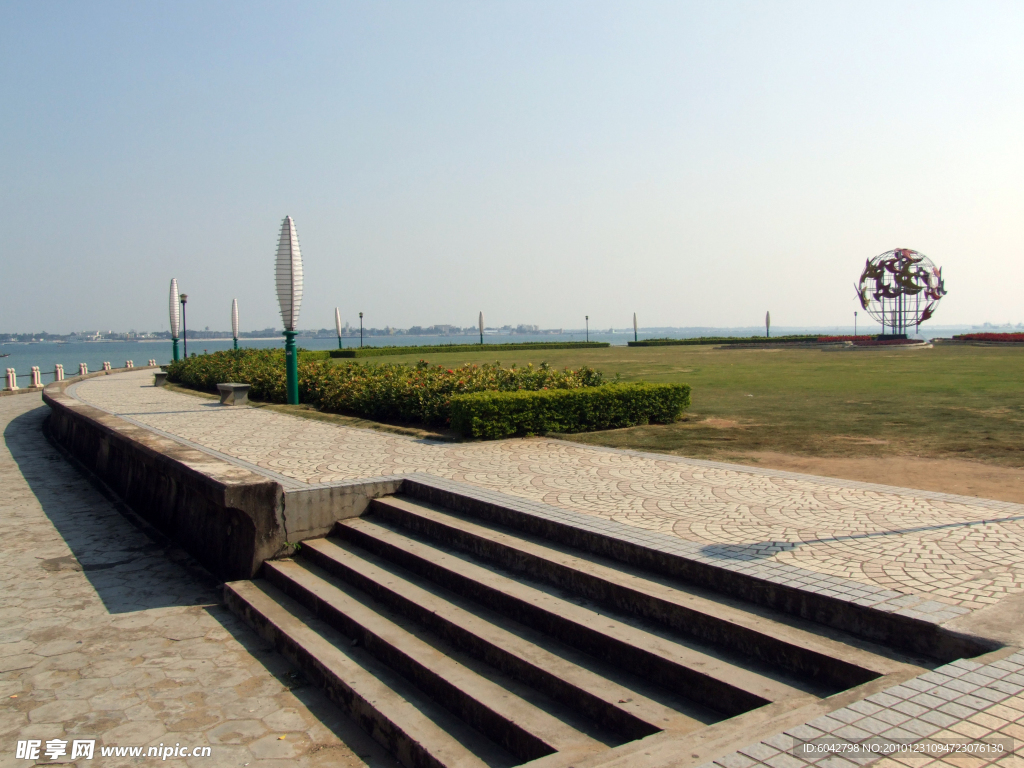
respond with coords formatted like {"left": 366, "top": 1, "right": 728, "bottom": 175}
{"left": 367, "top": 495, "right": 898, "bottom": 690}
{"left": 333, "top": 515, "right": 809, "bottom": 717}
{"left": 298, "top": 536, "right": 710, "bottom": 740}
{"left": 223, "top": 579, "right": 513, "bottom": 768}
{"left": 226, "top": 488, "right": 930, "bottom": 768}
{"left": 261, "top": 557, "right": 606, "bottom": 764}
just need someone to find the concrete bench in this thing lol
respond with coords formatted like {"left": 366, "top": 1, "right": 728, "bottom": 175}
{"left": 153, "top": 372, "right": 168, "bottom": 387}
{"left": 217, "top": 382, "right": 250, "bottom": 406}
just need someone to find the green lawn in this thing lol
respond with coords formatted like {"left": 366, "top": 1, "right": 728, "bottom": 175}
{"left": 333, "top": 344, "right": 1024, "bottom": 466}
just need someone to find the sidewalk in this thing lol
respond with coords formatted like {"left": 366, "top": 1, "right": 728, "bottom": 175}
{"left": 5, "top": 370, "right": 1024, "bottom": 767}
{"left": 69, "top": 371, "right": 1024, "bottom": 617}
{"left": 0, "top": 392, "right": 397, "bottom": 767}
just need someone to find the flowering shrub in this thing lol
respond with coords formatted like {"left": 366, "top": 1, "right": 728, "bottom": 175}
{"left": 953, "top": 333, "right": 1024, "bottom": 342}
{"left": 165, "top": 349, "right": 604, "bottom": 427}
{"left": 816, "top": 336, "right": 877, "bottom": 342}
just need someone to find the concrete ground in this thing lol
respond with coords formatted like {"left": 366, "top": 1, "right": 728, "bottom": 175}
{"left": 70, "top": 372, "right": 1024, "bottom": 616}
{"left": 4, "top": 370, "right": 1024, "bottom": 767}
{"left": 0, "top": 392, "right": 398, "bottom": 768}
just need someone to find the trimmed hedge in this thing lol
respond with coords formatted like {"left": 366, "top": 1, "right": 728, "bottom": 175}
{"left": 165, "top": 349, "right": 606, "bottom": 428}
{"left": 450, "top": 382, "right": 691, "bottom": 439}
{"left": 628, "top": 335, "right": 819, "bottom": 347}
{"left": 330, "top": 341, "right": 610, "bottom": 358}
{"left": 954, "top": 333, "right": 1024, "bottom": 342}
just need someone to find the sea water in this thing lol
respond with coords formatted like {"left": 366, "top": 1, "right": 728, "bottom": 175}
{"left": 0, "top": 332, "right": 630, "bottom": 385}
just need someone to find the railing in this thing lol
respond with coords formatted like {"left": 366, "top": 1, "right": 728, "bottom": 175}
{"left": 4, "top": 360, "right": 158, "bottom": 391}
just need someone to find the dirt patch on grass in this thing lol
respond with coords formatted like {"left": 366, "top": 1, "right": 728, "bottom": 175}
{"left": 731, "top": 451, "right": 1024, "bottom": 504}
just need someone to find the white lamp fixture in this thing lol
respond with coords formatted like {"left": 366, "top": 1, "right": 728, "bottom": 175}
{"left": 169, "top": 279, "right": 180, "bottom": 361}
{"left": 169, "top": 279, "right": 180, "bottom": 337}
{"left": 479, "top": 311, "right": 484, "bottom": 344}
{"left": 231, "top": 298, "right": 239, "bottom": 350}
{"left": 275, "top": 215, "right": 304, "bottom": 404}
{"left": 275, "top": 216, "right": 304, "bottom": 332}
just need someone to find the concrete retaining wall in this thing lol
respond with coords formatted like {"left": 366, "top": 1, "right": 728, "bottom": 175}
{"left": 43, "top": 374, "right": 400, "bottom": 581}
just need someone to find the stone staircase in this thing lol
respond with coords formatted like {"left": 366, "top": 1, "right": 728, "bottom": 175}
{"left": 225, "top": 492, "right": 930, "bottom": 768}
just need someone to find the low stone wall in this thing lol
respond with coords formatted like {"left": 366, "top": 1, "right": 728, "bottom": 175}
{"left": 43, "top": 373, "right": 400, "bottom": 581}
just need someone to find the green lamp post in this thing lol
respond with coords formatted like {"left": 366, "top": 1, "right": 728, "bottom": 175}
{"left": 169, "top": 279, "right": 180, "bottom": 361}
{"left": 335, "top": 307, "right": 343, "bottom": 349}
{"left": 275, "top": 215, "right": 304, "bottom": 405}
{"left": 479, "top": 311, "right": 484, "bottom": 344}
{"left": 231, "top": 298, "right": 239, "bottom": 350}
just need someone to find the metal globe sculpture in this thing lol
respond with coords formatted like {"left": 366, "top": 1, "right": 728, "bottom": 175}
{"left": 855, "top": 248, "right": 947, "bottom": 335}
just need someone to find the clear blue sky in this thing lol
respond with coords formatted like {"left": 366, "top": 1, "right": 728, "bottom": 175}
{"left": 3, "top": 2, "right": 1022, "bottom": 333}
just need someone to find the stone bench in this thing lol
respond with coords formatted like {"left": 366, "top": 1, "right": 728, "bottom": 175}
{"left": 153, "top": 372, "right": 168, "bottom": 387}
{"left": 217, "top": 382, "right": 250, "bottom": 406}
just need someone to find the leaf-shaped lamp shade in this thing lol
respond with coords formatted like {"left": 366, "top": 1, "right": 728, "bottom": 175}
{"left": 169, "top": 279, "right": 180, "bottom": 338}
{"left": 275, "top": 216, "right": 304, "bottom": 332}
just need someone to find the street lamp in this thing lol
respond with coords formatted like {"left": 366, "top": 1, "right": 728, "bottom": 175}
{"left": 169, "top": 279, "right": 180, "bottom": 361}
{"left": 633, "top": 312, "right": 637, "bottom": 343}
{"left": 231, "top": 298, "right": 239, "bottom": 350}
{"left": 335, "top": 307, "right": 343, "bottom": 349}
{"left": 180, "top": 294, "right": 188, "bottom": 358}
{"left": 766, "top": 311, "right": 771, "bottom": 339}
{"left": 359, "top": 312, "right": 363, "bottom": 348}
{"left": 275, "top": 215, "right": 304, "bottom": 405}
{"left": 585, "top": 315, "right": 589, "bottom": 343}
{"left": 479, "top": 311, "right": 484, "bottom": 345}
{"left": 854, "top": 311, "right": 858, "bottom": 336}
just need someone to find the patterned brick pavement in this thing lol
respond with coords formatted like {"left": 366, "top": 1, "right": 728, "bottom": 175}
{"left": 699, "top": 652, "right": 1024, "bottom": 768}
{"left": 68, "top": 371, "right": 1024, "bottom": 615}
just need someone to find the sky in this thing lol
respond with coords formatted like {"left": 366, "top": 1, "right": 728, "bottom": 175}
{"left": 2, "top": 1, "right": 1023, "bottom": 334}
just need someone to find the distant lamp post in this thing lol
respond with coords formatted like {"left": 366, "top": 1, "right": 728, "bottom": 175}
{"left": 585, "top": 315, "right": 589, "bottom": 343}
{"left": 765, "top": 311, "right": 771, "bottom": 339}
{"left": 275, "top": 215, "right": 304, "bottom": 405}
{"left": 335, "top": 308, "right": 343, "bottom": 349}
{"left": 169, "top": 279, "right": 180, "bottom": 361}
{"left": 359, "top": 312, "right": 363, "bottom": 348}
{"left": 231, "top": 298, "right": 239, "bottom": 350}
{"left": 854, "top": 311, "right": 858, "bottom": 336}
{"left": 180, "top": 294, "right": 189, "bottom": 357}
{"left": 633, "top": 312, "right": 638, "bottom": 343}
{"left": 479, "top": 311, "right": 484, "bottom": 344}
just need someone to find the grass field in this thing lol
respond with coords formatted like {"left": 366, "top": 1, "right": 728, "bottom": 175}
{"left": 333, "top": 344, "right": 1024, "bottom": 467}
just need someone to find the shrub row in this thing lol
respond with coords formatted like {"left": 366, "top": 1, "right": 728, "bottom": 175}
{"left": 302, "top": 359, "right": 602, "bottom": 426}
{"left": 164, "top": 348, "right": 328, "bottom": 402}
{"left": 628, "top": 335, "right": 819, "bottom": 347}
{"left": 953, "top": 333, "right": 1024, "bottom": 342}
{"left": 817, "top": 335, "right": 878, "bottom": 342}
{"left": 450, "top": 383, "right": 691, "bottom": 438}
{"left": 164, "top": 349, "right": 607, "bottom": 428}
{"left": 330, "top": 341, "right": 610, "bottom": 358}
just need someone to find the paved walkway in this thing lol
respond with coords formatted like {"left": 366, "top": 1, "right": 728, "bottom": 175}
{"left": 0, "top": 392, "right": 398, "bottom": 767}
{"left": 70, "top": 371, "right": 1024, "bottom": 615}
{"left": 4, "top": 371, "right": 1023, "bottom": 767}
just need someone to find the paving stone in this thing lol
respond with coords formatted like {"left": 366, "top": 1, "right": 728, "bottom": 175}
{"left": 0, "top": 395, "right": 397, "bottom": 768}
{"left": 67, "top": 371, "right": 1024, "bottom": 613}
